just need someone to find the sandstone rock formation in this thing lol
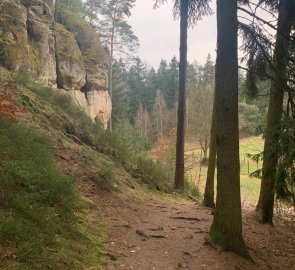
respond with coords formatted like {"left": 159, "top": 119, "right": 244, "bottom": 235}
{"left": 23, "top": 0, "right": 56, "bottom": 85}
{"left": 0, "top": 0, "right": 37, "bottom": 72}
{"left": 56, "top": 9, "right": 111, "bottom": 127}
{"left": 87, "top": 91, "right": 112, "bottom": 129}
{"left": 0, "top": 0, "right": 112, "bottom": 129}
{"left": 55, "top": 23, "right": 86, "bottom": 90}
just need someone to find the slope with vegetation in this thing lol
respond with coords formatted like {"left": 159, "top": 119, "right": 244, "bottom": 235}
{"left": 0, "top": 68, "right": 199, "bottom": 269}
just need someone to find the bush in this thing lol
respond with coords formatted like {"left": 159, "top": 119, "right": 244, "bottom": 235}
{"left": 136, "top": 157, "right": 173, "bottom": 192}
{"left": 239, "top": 102, "right": 265, "bottom": 135}
{"left": 11, "top": 71, "right": 177, "bottom": 194}
{"left": 96, "top": 161, "right": 117, "bottom": 191}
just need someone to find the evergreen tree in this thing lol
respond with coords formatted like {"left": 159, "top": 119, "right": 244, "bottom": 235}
{"left": 144, "top": 68, "right": 158, "bottom": 113}
{"left": 174, "top": 0, "right": 189, "bottom": 190}
{"left": 56, "top": 0, "right": 84, "bottom": 13}
{"left": 209, "top": 0, "right": 250, "bottom": 259}
{"left": 203, "top": 91, "right": 216, "bottom": 208}
{"left": 257, "top": 0, "right": 295, "bottom": 224}
{"left": 84, "top": 0, "right": 105, "bottom": 26}
{"left": 166, "top": 56, "right": 179, "bottom": 108}
{"left": 99, "top": 0, "right": 139, "bottom": 131}
{"left": 112, "top": 59, "right": 130, "bottom": 125}
{"left": 128, "top": 58, "right": 147, "bottom": 124}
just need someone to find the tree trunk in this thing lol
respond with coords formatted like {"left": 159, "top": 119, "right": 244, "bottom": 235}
{"left": 174, "top": 0, "right": 188, "bottom": 190}
{"left": 159, "top": 99, "right": 163, "bottom": 135}
{"left": 257, "top": 0, "right": 294, "bottom": 224}
{"left": 89, "top": 1, "right": 94, "bottom": 25}
{"left": 209, "top": 0, "right": 250, "bottom": 259}
{"left": 203, "top": 139, "right": 208, "bottom": 160}
{"left": 108, "top": 15, "right": 116, "bottom": 132}
{"left": 54, "top": 0, "right": 58, "bottom": 21}
{"left": 203, "top": 91, "right": 216, "bottom": 208}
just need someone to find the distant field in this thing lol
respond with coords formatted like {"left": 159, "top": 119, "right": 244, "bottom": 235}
{"left": 185, "top": 136, "right": 264, "bottom": 204}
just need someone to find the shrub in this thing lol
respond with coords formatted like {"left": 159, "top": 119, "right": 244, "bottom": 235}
{"left": 136, "top": 157, "right": 173, "bottom": 192}
{"left": 96, "top": 161, "right": 117, "bottom": 191}
{"left": 11, "top": 71, "right": 177, "bottom": 194}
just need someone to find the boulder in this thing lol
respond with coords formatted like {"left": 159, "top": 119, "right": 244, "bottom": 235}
{"left": 55, "top": 24, "right": 86, "bottom": 90}
{"left": 56, "top": 9, "right": 108, "bottom": 91}
{"left": 86, "top": 91, "right": 112, "bottom": 129}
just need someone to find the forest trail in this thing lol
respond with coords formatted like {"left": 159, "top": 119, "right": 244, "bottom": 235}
{"left": 82, "top": 186, "right": 295, "bottom": 270}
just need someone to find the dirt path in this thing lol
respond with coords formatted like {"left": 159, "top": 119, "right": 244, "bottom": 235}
{"left": 53, "top": 140, "right": 294, "bottom": 270}
{"left": 87, "top": 191, "right": 294, "bottom": 270}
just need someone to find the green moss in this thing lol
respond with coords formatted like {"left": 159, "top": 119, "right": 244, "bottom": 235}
{"left": 0, "top": 1, "right": 42, "bottom": 74}
{"left": 55, "top": 23, "right": 85, "bottom": 68}
{"left": 56, "top": 9, "right": 108, "bottom": 72}
{"left": 0, "top": 66, "right": 11, "bottom": 82}
{"left": 0, "top": 119, "right": 105, "bottom": 270}
{"left": 209, "top": 225, "right": 226, "bottom": 248}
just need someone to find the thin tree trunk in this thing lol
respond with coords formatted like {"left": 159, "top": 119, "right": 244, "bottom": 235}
{"left": 144, "top": 109, "right": 148, "bottom": 137}
{"left": 186, "top": 101, "right": 189, "bottom": 135}
{"left": 204, "top": 139, "right": 208, "bottom": 160}
{"left": 109, "top": 39, "right": 114, "bottom": 131}
{"left": 174, "top": 0, "right": 188, "bottom": 190}
{"left": 54, "top": 0, "right": 58, "bottom": 21}
{"left": 257, "top": 0, "right": 294, "bottom": 224}
{"left": 159, "top": 99, "right": 163, "bottom": 135}
{"left": 89, "top": 1, "right": 94, "bottom": 25}
{"left": 209, "top": 0, "right": 250, "bottom": 259}
{"left": 108, "top": 14, "right": 116, "bottom": 132}
{"left": 203, "top": 93, "right": 216, "bottom": 208}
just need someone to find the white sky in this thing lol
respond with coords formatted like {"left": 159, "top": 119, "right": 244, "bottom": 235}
{"left": 128, "top": 0, "right": 217, "bottom": 68}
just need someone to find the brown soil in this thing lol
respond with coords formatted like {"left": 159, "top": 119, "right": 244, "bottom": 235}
{"left": 87, "top": 191, "right": 295, "bottom": 270}
{"left": 12, "top": 75, "right": 294, "bottom": 270}
{"left": 52, "top": 136, "right": 295, "bottom": 270}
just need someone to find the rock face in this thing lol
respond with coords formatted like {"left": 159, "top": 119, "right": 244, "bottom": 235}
{"left": 55, "top": 23, "right": 86, "bottom": 90}
{"left": 0, "top": 0, "right": 112, "bottom": 129}
{"left": 23, "top": 0, "right": 56, "bottom": 85}
{"left": 87, "top": 91, "right": 112, "bottom": 129}
{"left": 56, "top": 9, "right": 111, "bottom": 128}
{"left": 0, "top": 0, "right": 37, "bottom": 72}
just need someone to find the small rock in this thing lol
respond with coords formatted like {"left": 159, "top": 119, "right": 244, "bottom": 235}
{"left": 183, "top": 251, "right": 191, "bottom": 256}
{"left": 184, "top": 234, "right": 193, "bottom": 240}
{"left": 136, "top": 229, "right": 148, "bottom": 238}
{"left": 149, "top": 234, "right": 167, "bottom": 239}
{"left": 178, "top": 262, "right": 188, "bottom": 268}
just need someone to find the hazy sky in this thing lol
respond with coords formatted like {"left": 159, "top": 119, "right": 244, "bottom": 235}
{"left": 128, "top": 0, "right": 217, "bottom": 68}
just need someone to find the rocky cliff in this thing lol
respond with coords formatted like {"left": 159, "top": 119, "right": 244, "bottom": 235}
{"left": 0, "top": 0, "right": 111, "bottom": 128}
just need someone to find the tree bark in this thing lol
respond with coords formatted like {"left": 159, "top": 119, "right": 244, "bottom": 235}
{"left": 159, "top": 98, "right": 163, "bottom": 135}
{"left": 108, "top": 21, "right": 115, "bottom": 132}
{"left": 257, "top": 0, "right": 294, "bottom": 224}
{"left": 174, "top": 0, "right": 188, "bottom": 190}
{"left": 203, "top": 91, "right": 216, "bottom": 208}
{"left": 209, "top": 0, "right": 250, "bottom": 259}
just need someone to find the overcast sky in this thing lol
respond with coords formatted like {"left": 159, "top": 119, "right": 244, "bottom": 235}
{"left": 128, "top": 0, "right": 217, "bottom": 68}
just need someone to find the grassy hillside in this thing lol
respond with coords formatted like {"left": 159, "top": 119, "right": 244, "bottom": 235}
{"left": 0, "top": 119, "right": 105, "bottom": 270}
{"left": 0, "top": 69, "right": 198, "bottom": 269}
